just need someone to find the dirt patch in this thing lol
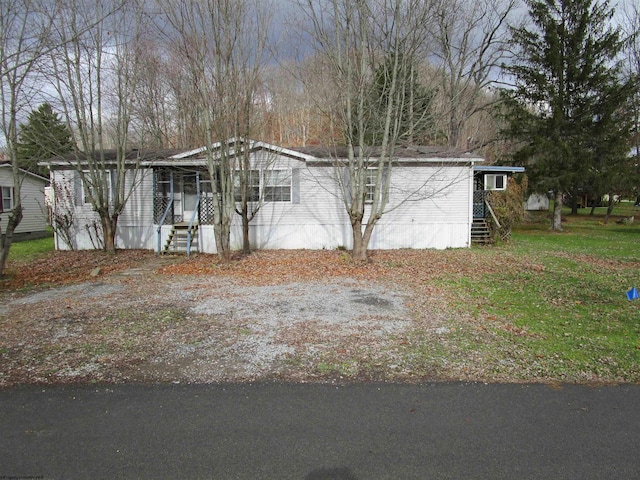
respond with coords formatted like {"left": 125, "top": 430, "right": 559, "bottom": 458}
{"left": 2, "top": 251, "right": 458, "bottom": 386}
{"left": 3, "top": 249, "right": 538, "bottom": 387}
{"left": 131, "top": 279, "right": 412, "bottom": 383}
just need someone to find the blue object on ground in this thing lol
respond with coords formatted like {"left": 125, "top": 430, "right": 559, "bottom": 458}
{"left": 626, "top": 287, "right": 639, "bottom": 301}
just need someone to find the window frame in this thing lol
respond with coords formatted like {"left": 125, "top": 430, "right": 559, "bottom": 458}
{"left": 81, "top": 170, "right": 112, "bottom": 205}
{"left": 364, "top": 168, "right": 378, "bottom": 203}
{"left": 0, "top": 185, "right": 13, "bottom": 212}
{"left": 263, "top": 169, "right": 292, "bottom": 203}
{"left": 484, "top": 174, "right": 506, "bottom": 191}
{"left": 234, "top": 169, "right": 261, "bottom": 202}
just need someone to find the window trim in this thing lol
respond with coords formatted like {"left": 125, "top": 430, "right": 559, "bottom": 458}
{"left": 234, "top": 169, "right": 261, "bottom": 202}
{"left": 365, "top": 168, "right": 377, "bottom": 203}
{"left": 263, "top": 169, "right": 292, "bottom": 203}
{"left": 81, "top": 170, "right": 112, "bottom": 205}
{"left": 484, "top": 174, "right": 506, "bottom": 191}
{"left": 0, "top": 185, "right": 13, "bottom": 212}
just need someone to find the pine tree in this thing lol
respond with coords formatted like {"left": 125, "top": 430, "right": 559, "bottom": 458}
{"left": 17, "top": 103, "right": 75, "bottom": 176}
{"left": 501, "top": 0, "right": 635, "bottom": 230}
{"left": 351, "top": 53, "right": 435, "bottom": 146}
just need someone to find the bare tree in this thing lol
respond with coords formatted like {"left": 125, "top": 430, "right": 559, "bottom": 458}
{"left": 263, "top": 59, "right": 338, "bottom": 147}
{"left": 128, "top": 39, "right": 179, "bottom": 149}
{"left": 160, "top": 0, "right": 274, "bottom": 259}
{"left": 295, "top": 0, "right": 436, "bottom": 261}
{"left": 46, "top": 0, "right": 147, "bottom": 253}
{"left": 0, "top": 1, "right": 58, "bottom": 276}
{"left": 429, "top": 0, "right": 517, "bottom": 149}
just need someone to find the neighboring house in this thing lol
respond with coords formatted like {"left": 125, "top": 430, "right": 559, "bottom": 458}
{"left": 0, "top": 164, "right": 49, "bottom": 240}
{"left": 44, "top": 139, "right": 521, "bottom": 253}
{"left": 526, "top": 193, "right": 550, "bottom": 211}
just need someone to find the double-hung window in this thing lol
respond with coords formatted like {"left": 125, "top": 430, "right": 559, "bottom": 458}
{"left": 264, "top": 170, "right": 291, "bottom": 202}
{"left": 365, "top": 169, "right": 377, "bottom": 203}
{"left": 75, "top": 170, "right": 112, "bottom": 206}
{"left": 234, "top": 170, "right": 260, "bottom": 202}
{"left": 0, "top": 186, "right": 13, "bottom": 212}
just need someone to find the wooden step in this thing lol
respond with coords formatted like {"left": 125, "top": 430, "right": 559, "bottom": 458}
{"left": 163, "top": 225, "right": 199, "bottom": 254}
{"left": 471, "top": 219, "right": 492, "bottom": 244}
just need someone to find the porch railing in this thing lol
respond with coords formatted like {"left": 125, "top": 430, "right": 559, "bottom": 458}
{"left": 185, "top": 172, "right": 201, "bottom": 257}
{"left": 156, "top": 171, "right": 174, "bottom": 255}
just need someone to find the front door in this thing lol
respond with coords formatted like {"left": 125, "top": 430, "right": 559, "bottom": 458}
{"left": 182, "top": 174, "right": 199, "bottom": 223}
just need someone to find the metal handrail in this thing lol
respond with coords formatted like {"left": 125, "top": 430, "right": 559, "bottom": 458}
{"left": 186, "top": 193, "right": 201, "bottom": 257}
{"left": 156, "top": 198, "right": 174, "bottom": 254}
{"left": 186, "top": 172, "right": 201, "bottom": 257}
{"left": 156, "top": 171, "right": 174, "bottom": 255}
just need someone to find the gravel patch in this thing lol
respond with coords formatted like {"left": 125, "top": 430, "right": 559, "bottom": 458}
{"left": 136, "top": 279, "right": 413, "bottom": 382}
{"left": 7, "top": 283, "right": 125, "bottom": 306}
{"left": 191, "top": 280, "right": 409, "bottom": 326}
{"left": 1, "top": 270, "right": 423, "bottom": 385}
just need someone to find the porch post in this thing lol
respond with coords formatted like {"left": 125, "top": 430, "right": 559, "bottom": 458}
{"left": 187, "top": 172, "right": 200, "bottom": 256}
{"left": 156, "top": 171, "right": 175, "bottom": 254}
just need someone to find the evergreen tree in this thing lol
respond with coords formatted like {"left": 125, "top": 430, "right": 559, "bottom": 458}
{"left": 351, "top": 54, "right": 435, "bottom": 146}
{"left": 501, "top": 0, "right": 635, "bottom": 230}
{"left": 17, "top": 103, "right": 75, "bottom": 176}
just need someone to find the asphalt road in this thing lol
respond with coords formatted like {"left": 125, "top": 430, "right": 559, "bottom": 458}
{"left": 1, "top": 382, "right": 639, "bottom": 479}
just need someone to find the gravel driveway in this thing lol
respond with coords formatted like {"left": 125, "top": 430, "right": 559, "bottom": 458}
{"left": 1, "top": 255, "right": 449, "bottom": 386}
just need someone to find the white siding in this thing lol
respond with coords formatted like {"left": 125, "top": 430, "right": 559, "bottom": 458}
{"left": 0, "top": 167, "right": 48, "bottom": 235}
{"left": 51, "top": 169, "right": 156, "bottom": 250}
{"left": 50, "top": 150, "right": 476, "bottom": 252}
{"left": 227, "top": 158, "right": 473, "bottom": 251}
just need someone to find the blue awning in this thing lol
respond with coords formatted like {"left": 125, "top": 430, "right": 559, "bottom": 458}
{"left": 473, "top": 165, "right": 525, "bottom": 173}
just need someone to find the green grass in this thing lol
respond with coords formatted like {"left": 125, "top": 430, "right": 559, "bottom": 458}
{"left": 439, "top": 202, "right": 640, "bottom": 382}
{"left": 7, "top": 234, "right": 54, "bottom": 261}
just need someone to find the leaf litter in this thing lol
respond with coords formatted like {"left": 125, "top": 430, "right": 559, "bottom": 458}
{"left": 0, "top": 248, "right": 620, "bottom": 387}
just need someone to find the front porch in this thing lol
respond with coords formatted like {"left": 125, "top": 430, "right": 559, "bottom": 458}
{"left": 471, "top": 166, "right": 525, "bottom": 244}
{"left": 472, "top": 190, "right": 494, "bottom": 244}
{"left": 153, "top": 169, "right": 215, "bottom": 255}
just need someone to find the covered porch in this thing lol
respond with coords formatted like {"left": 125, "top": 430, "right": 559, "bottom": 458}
{"left": 153, "top": 168, "right": 215, "bottom": 254}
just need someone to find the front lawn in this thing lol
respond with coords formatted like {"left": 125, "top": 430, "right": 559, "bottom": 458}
{"left": 435, "top": 204, "right": 640, "bottom": 383}
{"left": 1, "top": 204, "right": 639, "bottom": 385}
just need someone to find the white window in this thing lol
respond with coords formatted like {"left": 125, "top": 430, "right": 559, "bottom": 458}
{"left": 484, "top": 174, "right": 506, "bottom": 191}
{"left": 1, "top": 186, "right": 13, "bottom": 212}
{"left": 365, "top": 169, "right": 377, "bottom": 203}
{"left": 234, "top": 170, "right": 260, "bottom": 202}
{"left": 82, "top": 171, "right": 112, "bottom": 204}
{"left": 264, "top": 170, "right": 291, "bottom": 202}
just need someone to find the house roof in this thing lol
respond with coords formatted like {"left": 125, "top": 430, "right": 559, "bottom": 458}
{"left": 40, "top": 148, "right": 184, "bottom": 167}
{"left": 0, "top": 163, "right": 49, "bottom": 183}
{"left": 157, "top": 138, "right": 317, "bottom": 166}
{"left": 292, "top": 144, "right": 483, "bottom": 162}
{"left": 40, "top": 139, "right": 485, "bottom": 168}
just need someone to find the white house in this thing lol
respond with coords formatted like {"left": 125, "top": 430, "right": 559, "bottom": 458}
{"left": 44, "top": 139, "right": 490, "bottom": 253}
{"left": 0, "top": 164, "right": 49, "bottom": 240}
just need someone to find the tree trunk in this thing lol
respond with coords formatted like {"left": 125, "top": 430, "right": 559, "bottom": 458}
{"left": 570, "top": 194, "right": 579, "bottom": 215}
{"left": 214, "top": 219, "right": 232, "bottom": 263}
{"left": 0, "top": 204, "right": 23, "bottom": 277}
{"left": 552, "top": 191, "right": 563, "bottom": 231}
{"left": 351, "top": 219, "right": 367, "bottom": 261}
{"left": 604, "top": 192, "right": 615, "bottom": 224}
{"left": 242, "top": 209, "right": 251, "bottom": 255}
{"left": 220, "top": 227, "right": 232, "bottom": 262}
{"left": 101, "top": 214, "right": 117, "bottom": 253}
